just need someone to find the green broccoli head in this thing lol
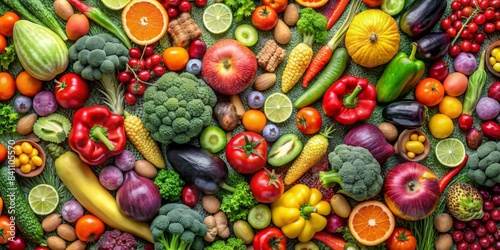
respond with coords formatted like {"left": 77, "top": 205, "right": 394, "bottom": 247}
{"left": 153, "top": 170, "right": 185, "bottom": 202}
{"left": 320, "top": 144, "right": 383, "bottom": 201}
{"left": 142, "top": 72, "right": 217, "bottom": 145}
{"left": 468, "top": 141, "right": 500, "bottom": 187}
{"left": 297, "top": 8, "right": 328, "bottom": 46}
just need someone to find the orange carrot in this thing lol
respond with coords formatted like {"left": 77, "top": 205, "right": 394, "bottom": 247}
{"left": 327, "top": 0, "right": 351, "bottom": 30}
{"left": 301, "top": 0, "right": 363, "bottom": 88}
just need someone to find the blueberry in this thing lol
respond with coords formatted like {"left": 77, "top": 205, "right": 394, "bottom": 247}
{"left": 185, "top": 59, "right": 202, "bottom": 75}
{"left": 14, "top": 95, "right": 32, "bottom": 113}
{"left": 247, "top": 91, "right": 265, "bottom": 109}
{"left": 262, "top": 124, "right": 280, "bottom": 142}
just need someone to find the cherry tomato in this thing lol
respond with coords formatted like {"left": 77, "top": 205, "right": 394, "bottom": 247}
{"left": 0, "top": 144, "right": 7, "bottom": 164}
{"left": 470, "top": 43, "right": 481, "bottom": 53}
{"left": 468, "top": 22, "right": 478, "bottom": 33}
{"left": 262, "top": 0, "right": 288, "bottom": 13}
{"left": 441, "top": 18, "right": 451, "bottom": 29}
{"left": 474, "top": 33, "right": 485, "bottom": 44}
{"left": 461, "top": 40, "right": 472, "bottom": 52}
{"left": 137, "top": 70, "right": 151, "bottom": 81}
{"left": 54, "top": 73, "right": 89, "bottom": 109}
{"left": 458, "top": 114, "right": 474, "bottom": 131}
{"left": 153, "top": 65, "right": 166, "bottom": 77}
{"left": 75, "top": 214, "right": 105, "bottom": 242}
{"left": 34, "top": 247, "right": 49, "bottom": 250}
{"left": 125, "top": 92, "right": 137, "bottom": 105}
{"left": 194, "top": 0, "right": 208, "bottom": 7}
{"left": 129, "top": 47, "right": 142, "bottom": 59}
{"left": 386, "top": 228, "right": 417, "bottom": 250}
{"left": 362, "top": 0, "right": 383, "bottom": 7}
{"left": 253, "top": 227, "right": 286, "bottom": 250}
{"left": 250, "top": 169, "right": 284, "bottom": 203}
{"left": 296, "top": 107, "right": 322, "bottom": 135}
{"left": 415, "top": 78, "right": 445, "bottom": 107}
{"left": 485, "top": 9, "right": 495, "bottom": 20}
{"left": 181, "top": 186, "right": 199, "bottom": 207}
{"left": 0, "top": 12, "right": 20, "bottom": 37}
{"left": 449, "top": 45, "right": 461, "bottom": 57}
{"left": 462, "top": 6, "right": 473, "bottom": 17}
{"left": 484, "top": 22, "right": 496, "bottom": 33}
{"left": 0, "top": 215, "right": 15, "bottom": 244}
{"left": 446, "top": 27, "right": 457, "bottom": 37}
{"left": 226, "top": 131, "right": 268, "bottom": 174}
{"left": 0, "top": 72, "right": 15, "bottom": 101}
{"left": 117, "top": 72, "right": 131, "bottom": 83}
{"left": 451, "top": 1, "right": 461, "bottom": 10}
{"left": 242, "top": 110, "right": 267, "bottom": 133}
{"left": 178, "top": 0, "right": 192, "bottom": 12}
{"left": 143, "top": 44, "right": 155, "bottom": 57}
{"left": 162, "top": 47, "right": 189, "bottom": 71}
{"left": 0, "top": 34, "right": 6, "bottom": 53}
{"left": 475, "top": 14, "right": 486, "bottom": 25}
{"left": 251, "top": 5, "right": 279, "bottom": 31}
{"left": 127, "top": 81, "right": 146, "bottom": 95}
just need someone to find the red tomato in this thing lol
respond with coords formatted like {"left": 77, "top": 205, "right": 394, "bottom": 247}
{"left": 250, "top": 169, "right": 284, "bottom": 203}
{"left": 262, "top": 0, "right": 288, "bottom": 13}
{"left": 362, "top": 0, "right": 383, "bottom": 7}
{"left": 162, "top": 47, "right": 189, "bottom": 71}
{"left": 75, "top": 214, "right": 105, "bottom": 242}
{"left": 0, "top": 34, "right": 6, "bottom": 53}
{"left": 0, "top": 12, "right": 20, "bottom": 37}
{"left": 0, "top": 215, "right": 15, "bottom": 244}
{"left": 251, "top": 5, "right": 279, "bottom": 31}
{"left": 386, "top": 228, "right": 417, "bottom": 250}
{"left": 226, "top": 132, "right": 268, "bottom": 174}
{"left": 0, "top": 144, "right": 6, "bottom": 164}
{"left": 253, "top": 227, "right": 287, "bottom": 250}
{"left": 414, "top": 78, "right": 445, "bottom": 107}
{"left": 181, "top": 186, "right": 199, "bottom": 207}
{"left": 295, "top": 0, "right": 328, "bottom": 8}
{"left": 296, "top": 107, "right": 322, "bottom": 134}
{"left": 54, "top": 73, "right": 90, "bottom": 109}
{"left": 0, "top": 72, "right": 15, "bottom": 101}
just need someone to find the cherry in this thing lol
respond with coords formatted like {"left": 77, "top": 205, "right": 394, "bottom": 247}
{"left": 178, "top": 0, "right": 191, "bottom": 12}
{"left": 450, "top": 44, "right": 462, "bottom": 56}
{"left": 129, "top": 47, "right": 142, "bottom": 59}
{"left": 167, "top": 7, "right": 180, "bottom": 19}
{"left": 117, "top": 72, "right": 131, "bottom": 83}
{"left": 461, "top": 40, "right": 472, "bottom": 52}
{"left": 125, "top": 92, "right": 137, "bottom": 105}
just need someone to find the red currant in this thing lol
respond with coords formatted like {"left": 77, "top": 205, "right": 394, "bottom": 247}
{"left": 461, "top": 40, "right": 472, "bottom": 52}
{"left": 475, "top": 14, "right": 486, "bottom": 25}
{"left": 491, "top": 0, "right": 500, "bottom": 9}
{"left": 125, "top": 92, "right": 137, "bottom": 105}
{"left": 460, "top": 28, "right": 471, "bottom": 38}
{"left": 449, "top": 14, "right": 459, "bottom": 23}
{"left": 453, "top": 20, "right": 463, "bottom": 30}
{"left": 138, "top": 70, "right": 151, "bottom": 81}
{"left": 178, "top": 0, "right": 192, "bottom": 12}
{"left": 149, "top": 54, "right": 163, "bottom": 65}
{"left": 128, "top": 58, "right": 140, "bottom": 68}
{"left": 468, "top": 22, "right": 479, "bottom": 33}
{"left": 455, "top": 10, "right": 463, "bottom": 19}
{"left": 449, "top": 45, "right": 462, "bottom": 57}
{"left": 471, "top": 42, "right": 481, "bottom": 53}
{"left": 441, "top": 18, "right": 452, "bottom": 29}
{"left": 446, "top": 27, "right": 457, "bottom": 37}
{"left": 485, "top": 9, "right": 495, "bottom": 20}
{"left": 474, "top": 32, "right": 485, "bottom": 43}
{"left": 496, "top": 20, "right": 500, "bottom": 30}
{"left": 463, "top": 6, "right": 473, "bottom": 17}
{"left": 451, "top": 1, "right": 462, "bottom": 10}
{"left": 484, "top": 22, "right": 496, "bottom": 33}
{"left": 167, "top": 7, "right": 180, "bottom": 19}
{"left": 117, "top": 72, "right": 131, "bottom": 83}
{"left": 460, "top": 0, "right": 470, "bottom": 7}
{"left": 144, "top": 45, "right": 155, "bottom": 57}
{"left": 129, "top": 47, "right": 142, "bottom": 59}
{"left": 479, "top": 0, "right": 489, "bottom": 10}
{"left": 153, "top": 66, "right": 166, "bottom": 77}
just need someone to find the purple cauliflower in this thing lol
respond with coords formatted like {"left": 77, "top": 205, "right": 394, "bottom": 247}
{"left": 97, "top": 229, "right": 137, "bottom": 250}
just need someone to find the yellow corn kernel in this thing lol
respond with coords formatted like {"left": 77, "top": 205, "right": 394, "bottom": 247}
{"left": 13, "top": 145, "right": 23, "bottom": 155}
{"left": 21, "top": 142, "right": 33, "bottom": 154}
{"left": 19, "top": 154, "right": 30, "bottom": 164}
{"left": 27, "top": 148, "right": 38, "bottom": 158}
{"left": 14, "top": 158, "right": 21, "bottom": 167}
{"left": 20, "top": 164, "right": 31, "bottom": 173}
{"left": 31, "top": 156, "right": 43, "bottom": 167}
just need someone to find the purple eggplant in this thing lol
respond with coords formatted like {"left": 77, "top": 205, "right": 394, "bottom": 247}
{"left": 400, "top": 0, "right": 447, "bottom": 37}
{"left": 414, "top": 32, "right": 451, "bottom": 61}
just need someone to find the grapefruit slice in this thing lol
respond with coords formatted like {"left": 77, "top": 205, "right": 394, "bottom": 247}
{"left": 121, "top": 0, "right": 169, "bottom": 45}
{"left": 348, "top": 200, "right": 396, "bottom": 246}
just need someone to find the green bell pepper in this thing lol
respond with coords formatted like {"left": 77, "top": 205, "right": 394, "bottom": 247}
{"left": 376, "top": 43, "right": 425, "bottom": 103}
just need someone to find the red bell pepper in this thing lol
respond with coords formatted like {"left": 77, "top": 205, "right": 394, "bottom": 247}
{"left": 322, "top": 76, "right": 377, "bottom": 125}
{"left": 68, "top": 106, "right": 126, "bottom": 166}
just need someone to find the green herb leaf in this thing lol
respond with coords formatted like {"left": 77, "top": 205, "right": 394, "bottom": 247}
{"left": 0, "top": 103, "right": 18, "bottom": 135}
{"left": 0, "top": 45, "right": 16, "bottom": 71}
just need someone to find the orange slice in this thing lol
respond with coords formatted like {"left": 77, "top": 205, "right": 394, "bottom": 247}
{"left": 121, "top": 0, "right": 169, "bottom": 45}
{"left": 348, "top": 200, "right": 395, "bottom": 246}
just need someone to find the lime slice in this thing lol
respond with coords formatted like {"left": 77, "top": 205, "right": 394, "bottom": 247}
{"left": 264, "top": 93, "right": 293, "bottom": 123}
{"left": 28, "top": 184, "right": 59, "bottom": 215}
{"left": 203, "top": 3, "right": 233, "bottom": 34}
{"left": 101, "top": 0, "right": 131, "bottom": 10}
{"left": 435, "top": 138, "right": 466, "bottom": 167}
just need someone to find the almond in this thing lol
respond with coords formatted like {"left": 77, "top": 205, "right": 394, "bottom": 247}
{"left": 253, "top": 73, "right": 277, "bottom": 91}
{"left": 47, "top": 236, "right": 66, "bottom": 250}
{"left": 53, "top": 0, "right": 74, "bottom": 21}
{"left": 16, "top": 113, "right": 38, "bottom": 136}
{"left": 41, "top": 213, "right": 62, "bottom": 233}
{"left": 57, "top": 224, "right": 77, "bottom": 241}
{"left": 66, "top": 240, "right": 87, "bottom": 250}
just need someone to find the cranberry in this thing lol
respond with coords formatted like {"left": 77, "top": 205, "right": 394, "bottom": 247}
{"left": 464, "top": 230, "right": 477, "bottom": 243}
{"left": 493, "top": 184, "right": 500, "bottom": 194}
{"left": 454, "top": 220, "right": 468, "bottom": 230}
{"left": 167, "top": 7, "right": 179, "bottom": 19}
{"left": 492, "top": 194, "right": 500, "bottom": 206}
{"left": 453, "top": 231, "right": 465, "bottom": 242}
{"left": 479, "top": 189, "right": 491, "bottom": 200}
{"left": 129, "top": 47, "right": 142, "bottom": 58}
{"left": 479, "top": 237, "right": 491, "bottom": 249}
{"left": 178, "top": 0, "right": 191, "bottom": 12}
{"left": 470, "top": 242, "right": 482, "bottom": 250}
{"left": 194, "top": 0, "right": 207, "bottom": 7}
{"left": 117, "top": 72, "right": 131, "bottom": 83}
{"left": 469, "top": 219, "right": 481, "bottom": 228}
{"left": 484, "top": 200, "right": 495, "bottom": 212}
{"left": 482, "top": 212, "right": 491, "bottom": 222}
{"left": 486, "top": 220, "right": 498, "bottom": 233}
{"left": 457, "top": 241, "right": 469, "bottom": 250}
{"left": 124, "top": 92, "right": 137, "bottom": 105}
{"left": 476, "top": 225, "right": 488, "bottom": 237}
{"left": 490, "top": 209, "right": 500, "bottom": 221}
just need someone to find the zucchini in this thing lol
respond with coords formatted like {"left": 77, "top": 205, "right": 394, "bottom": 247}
{"left": 0, "top": 0, "right": 44, "bottom": 26}
{"left": 18, "top": 0, "right": 68, "bottom": 41}
{"left": 0, "top": 166, "right": 43, "bottom": 244}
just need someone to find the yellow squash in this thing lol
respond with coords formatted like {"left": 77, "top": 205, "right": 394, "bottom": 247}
{"left": 48, "top": 145, "right": 153, "bottom": 242}
{"left": 345, "top": 9, "right": 400, "bottom": 68}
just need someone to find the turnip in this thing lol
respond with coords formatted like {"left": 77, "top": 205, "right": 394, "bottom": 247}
{"left": 454, "top": 52, "right": 478, "bottom": 75}
{"left": 61, "top": 200, "right": 84, "bottom": 223}
{"left": 476, "top": 97, "right": 500, "bottom": 121}
{"left": 33, "top": 91, "right": 58, "bottom": 116}
{"left": 114, "top": 150, "right": 135, "bottom": 172}
{"left": 99, "top": 165, "right": 123, "bottom": 191}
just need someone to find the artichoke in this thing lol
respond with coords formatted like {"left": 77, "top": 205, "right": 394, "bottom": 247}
{"left": 445, "top": 182, "right": 484, "bottom": 222}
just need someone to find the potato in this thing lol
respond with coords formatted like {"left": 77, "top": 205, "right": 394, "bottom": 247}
{"left": 283, "top": 4, "right": 299, "bottom": 26}
{"left": 202, "top": 195, "right": 221, "bottom": 214}
{"left": 47, "top": 236, "right": 66, "bottom": 250}
{"left": 434, "top": 213, "right": 453, "bottom": 233}
{"left": 134, "top": 160, "right": 157, "bottom": 179}
{"left": 378, "top": 122, "right": 398, "bottom": 142}
{"left": 435, "top": 233, "right": 453, "bottom": 250}
{"left": 330, "top": 194, "right": 351, "bottom": 218}
{"left": 66, "top": 240, "right": 87, "bottom": 250}
{"left": 57, "top": 224, "right": 77, "bottom": 241}
{"left": 274, "top": 19, "right": 291, "bottom": 45}
{"left": 42, "top": 213, "right": 62, "bottom": 233}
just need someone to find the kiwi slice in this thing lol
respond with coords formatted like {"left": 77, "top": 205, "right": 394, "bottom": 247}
{"left": 247, "top": 204, "right": 271, "bottom": 230}
{"left": 199, "top": 125, "right": 227, "bottom": 153}
{"left": 267, "top": 133, "right": 303, "bottom": 167}
{"left": 234, "top": 24, "right": 259, "bottom": 47}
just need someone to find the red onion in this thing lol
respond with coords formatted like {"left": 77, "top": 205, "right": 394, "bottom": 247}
{"left": 99, "top": 165, "right": 123, "bottom": 191}
{"left": 343, "top": 123, "right": 394, "bottom": 164}
{"left": 324, "top": 214, "right": 346, "bottom": 234}
{"left": 116, "top": 170, "right": 161, "bottom": 222}
{"left": 114, "top": 150, "right": 135, "bottom": 172}
{"left": 61, "top": 200, "right": 84, "bottom": 223}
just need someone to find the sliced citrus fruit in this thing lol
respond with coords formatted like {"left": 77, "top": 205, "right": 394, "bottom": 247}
{"left": 121, "top": 0, "right": 169, "bottom": 45}
{"left": 435, "top": 138, "right": 466, "bottom": 167}
{"left": 28, "top": 184, "right": 59, "bottom": 215}
{"left": 348, "top": 200, "right": 395, "bottom": 246}
{"left": 264, "top": 93, "right": 293, "bottom": 123}
{"left": 203, "top": 3, "right": 232, "bottom": 34}
{"left": 101, "top": 0, "right": 130, "bottom": 10}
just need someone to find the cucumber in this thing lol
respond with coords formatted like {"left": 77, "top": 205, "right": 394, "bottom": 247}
{"left": 0, "top": 0, "right": 44, "bottom": 26}
{"left": 0, "top": 166, "right": 44, "bottom": 244}
{"left": 199, "top": 125, "right": 227, "bottom": 154}
{"left": 18, "top": 0, "right": 68, "bottom": 41}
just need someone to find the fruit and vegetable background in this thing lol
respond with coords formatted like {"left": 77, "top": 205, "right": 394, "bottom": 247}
{"left": 0, "top": 0, "right": 500, "bottom": 249}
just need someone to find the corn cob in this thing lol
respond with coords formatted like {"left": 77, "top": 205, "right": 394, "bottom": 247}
{"left": 281, "top": 42, "right": 313, "bottom": 93}
{"left": 123, "top": 111, "right": 166, "bottom": 168}
{"left": 284, "top": 126, "right": 333, "bottom": 185}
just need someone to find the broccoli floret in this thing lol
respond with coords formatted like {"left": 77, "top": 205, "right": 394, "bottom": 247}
{"left": 142, "top": 72, "right": 217, "bottom": 145}
{"left": 478, "top": 151, "right": 500, "bottom": 170}
{"left": 74, "top": 35, "right": 89, "bottom": 51}
{"left": 468, "top": 141, "right": 500, "bottom": 187}
{"left": 477, "top": 141, "right": 497, "bottom": 158}
{"left": 73, "top": 61, "right": 85, "bottom": 74}
{"left": 68, "top": 45, "right": 78, "bottom": 61}
{"left": 319, "top": 144, "right": 383, "bottom": 201}
{"left": 204, "top": 238, "right": 246, "bottom": 250}
{"left": 88, "top": 49, "right": 106, "bottom": 68}
{"left": 85, "top": 35, "right": 106, "bottom": 50}
{"left": 77, "top": 49, "right": 90, "bottom": 65}
{"left": 485, "top": 163, "right": 500, "bottom": 182}
{"left": 81, "top": 65, "right": 94, "bottom": 80}
{"left": 297, "top": 8, "right": 328, "bottom": 47}
{"left": 97, "top": 229, "right": 138, "bottom": 250}
{"left": 153, "top": 170, "right": 184, "bottom": 202}
{"left": 468, "top": 154, "right": 480, "bottom": 170}
{"left": 106, "top": 55, "right": 120, "bottom": 67}
{"left": 100, "top": 59, "right": 115, "bottom": 73}
{"left": 103, "top": 42, "right": 117, "bottom": 55}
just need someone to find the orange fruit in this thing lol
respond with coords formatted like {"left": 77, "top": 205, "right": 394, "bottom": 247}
{"left": 16, "top": 71, "right": 43, "bottom": 97}
{"left": 121, "top": 0, "right": 169, "bottom": 45}
{"left": 348, "top": 200, "right": 395, "bottom": 246}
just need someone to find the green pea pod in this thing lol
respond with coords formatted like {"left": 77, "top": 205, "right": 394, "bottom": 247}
{"left": 463, "top": 50, "right": 487, "bottom": 115}
{"left": 376, "top": 43, "right": 425, "bottom": 103}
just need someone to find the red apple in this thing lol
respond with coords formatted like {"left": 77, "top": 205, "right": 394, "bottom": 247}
{"left": 383, "top": 162, "right": 440, "bottom": 221}
{"left": 202, "top": 39, "right": 257, "bottom": 95}
{"left": 263, "top": 0, "right": 288, "bottom": 13}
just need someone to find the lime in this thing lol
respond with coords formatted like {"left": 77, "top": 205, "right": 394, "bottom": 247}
{"left": 264, "top": 93, "right": 293, "bottom": 123}
{"left": 203, "top": 3, "right": 233, "bottom": 34}
{"left": 28, "top": 184, "right": 59, "bottom": 215}
{"left": 101, "top": 0, "right": 131, "bottom": 10}
{"left": 435, "top": 138, "right": 466, "bottom": 167}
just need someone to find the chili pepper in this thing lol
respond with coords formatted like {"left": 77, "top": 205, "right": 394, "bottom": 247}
{"left": 68, "top": 106, "right": 126, "bottom": 166}
{"left": 312, "top": 231, "right": 346, "bottom": 250}
{"left": 482, "top": 121, "right": 500, "bottom": 140}
{"left": 326, "top": 0, "right": 351, "bottom": 30}
{"left": 439, "top": 154, "right": 469, "bottom": 193}
{"left": 463, "top": 50, "right": 487, "bottom": 115}
{"left": 376, "top": 43, "right": 425, "bottom": 103}
{"left": 66, "top": 0, "right": 131, "bottom": 48}
{"left": 322, "top": 75, "right": 377, "bottom": 125}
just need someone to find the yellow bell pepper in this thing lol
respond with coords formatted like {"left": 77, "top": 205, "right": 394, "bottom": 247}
{"left": 271, "top": 184, "right": 331, "bottom": 242}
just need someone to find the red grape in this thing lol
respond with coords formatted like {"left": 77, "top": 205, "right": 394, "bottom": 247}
{"left": 450, "top": 45, "right": 462, "bottom": 56}
{"left": 461, "top": 40, "right": 472, "bottom": 52}
{"left": 441, "top": 18, "right": 452, "bottom": 29}
{"left": 452, "top": 231, "right": 464, "bottom": 242}
{"left": 476, "top": 225, "right": 488, "bottom": 237}
{"left": 129, "top": 47, "right": 142, "bottom": 58}
{"left": 479, "top": 237, "right": 491, "bottom": 248}
{"left": 490, "top": 209, "right": 500, "bottom": 221}
{"left": 470, "top": 242, "right": 482, "bottom": 250}
{"left": 483, "top": 200, "right": 495, "bottom": 211}
{"left": 469, "top": 219, "right": 481, "bottom": 228}
{"left": 492, "top": 194, "right": 500, "bottom": 206}
{"left": 454, "top": 220, "right": 468, "bottom": 230}
{"left": 482, "top": 211, "right": 491, "bottom": 222}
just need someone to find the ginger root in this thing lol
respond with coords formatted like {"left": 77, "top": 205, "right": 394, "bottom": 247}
{"left": 214, "top": 211, "right": 230, "bottom": 238}
{"left": 203, "top": 216, "right": 217, "bottom": 242}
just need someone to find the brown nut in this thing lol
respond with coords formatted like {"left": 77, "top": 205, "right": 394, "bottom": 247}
{"left": 65, "top": 240, "right": 87, "bottom": 250}
{"left": 53, "top": 0, "right": 74, "bottom": 21}
{"left": 17, "top": 113, "right": 38, "bottom": 136}
{"left": 202, "top": 195, "right": 221, "bottom": 214}
{"left": 47, "top": 236, "right": 66, "bottom": 250}
{"left": 57, "top": 224, "right": 77, "bottom": 241}
{"left": 41, "top": 213, "right": 62, "bottom": 233}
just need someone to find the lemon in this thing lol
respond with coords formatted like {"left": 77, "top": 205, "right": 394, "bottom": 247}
{"left": 428, "top": 114, "right": 454, "bottom": 139}
{"left": 101, "top": 0, "right": 131, "bottom": 10}
{"left": 435, "top": 138, "right": 466, "bottom": 167}
{"left": 28, "top": 184, "right": 59, "bottom": 215}
{"left": 438, "top": 96, "right": 462, "bottom": 119}
{"left": 264, "top": 93, "right": 293, "bottom": 123}
{"left": 203, "top": 3, "right": 233, "bottom": 34}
